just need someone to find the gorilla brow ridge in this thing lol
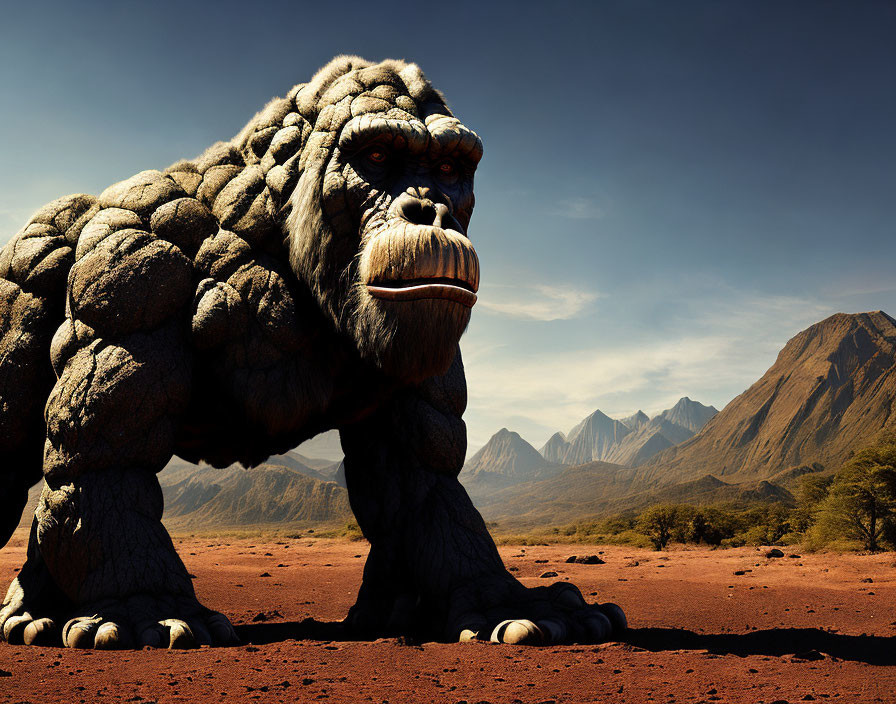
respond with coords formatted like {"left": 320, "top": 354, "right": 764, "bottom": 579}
{"left": 338, "top": 116, "right": 482, "bottom": 164}
{"left": 339, "top": 117, "right": 430, "bottom": 156}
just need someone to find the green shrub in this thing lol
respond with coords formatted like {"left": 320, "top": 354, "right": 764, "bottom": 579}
{"left": 637, "top": 504, "right": 682, "bottom": 550}
{"left": 812, "top": 444, "right": 896, "bottom": 552}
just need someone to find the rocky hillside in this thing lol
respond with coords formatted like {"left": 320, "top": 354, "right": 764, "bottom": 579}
{"left": 159, "top": 452, "right": 350, "bottom": 529}
{"left": 638, "top": 311, "right": 896, "bottom": 486}
{"left": 162, "top": 464, "right": 351, "bottom": 529}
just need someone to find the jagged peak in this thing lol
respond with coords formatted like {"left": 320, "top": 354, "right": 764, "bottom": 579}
{"left": 667, "top": 396, "right": 713, "bottom": 411}
{"left": 582, "top": 408, "right": 613, "bottom": 423}
{"left": 565, "top": 408, "right": 617, "bottom": 442}
{"left": 657, "top": 397, "right": 718, "bottom": 434}
{"left": 478, "top": 427, "right": 533, "bottom": 450}
{"left": 620, "top": 410, "right": 650, "bottom": 430}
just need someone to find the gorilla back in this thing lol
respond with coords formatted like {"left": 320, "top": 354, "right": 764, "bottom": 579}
{"left": 0, "top": 56, "right": 625, "bottom": 649}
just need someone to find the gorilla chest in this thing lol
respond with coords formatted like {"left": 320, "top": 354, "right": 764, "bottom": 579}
{"left": 185, "top": 240, "right": 388, "bottom": 459}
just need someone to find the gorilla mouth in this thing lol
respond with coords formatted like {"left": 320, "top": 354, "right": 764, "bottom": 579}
{"left": 360, "top": 224, "right": 480, "bottom": 308}
{"left": 367, "top": 277, "right": 478, "bottom": 307}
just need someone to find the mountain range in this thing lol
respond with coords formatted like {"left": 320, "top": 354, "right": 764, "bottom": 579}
{"left": 539, "top": 397, "right": 718, "bottom": 467}
{"left": 469, "top": 311, "right": 896, "bottom": 526}
{"left": 158, "top": 450, "right": 350, "bottom": 530}
{"left": 464, "top": 397, "right": 718, "bottom": 488}
{"left": 460, "top": 397, "right": 717, "bottom": 504}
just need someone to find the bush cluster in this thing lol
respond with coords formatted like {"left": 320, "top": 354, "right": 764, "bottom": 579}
{"left": 550, "top": 440, "right": 896, "bottom": 552}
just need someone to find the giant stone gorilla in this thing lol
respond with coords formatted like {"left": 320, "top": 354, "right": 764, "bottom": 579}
{"left": 0, "top": 56, "right": 625, "bottom": 649}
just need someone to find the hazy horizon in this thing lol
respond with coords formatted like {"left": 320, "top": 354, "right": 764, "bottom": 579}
{"left": 2, "top": 0, "right": 893, "bottom": 452}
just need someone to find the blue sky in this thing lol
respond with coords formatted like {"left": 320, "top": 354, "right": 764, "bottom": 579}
{"left": 1, "top": 1, "right": 894, "bottom": 452}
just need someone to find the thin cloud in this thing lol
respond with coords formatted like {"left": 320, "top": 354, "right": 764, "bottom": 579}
{"left": 461, "top": 289, "right": 836, "bottom": 451}
{"left": 477, "top": 284, "right": 601, "bottom": 321}
{"left": 464, "top": 334, "right": 729, "bottom": 436}
{"left": 554, "top": 197, "right": 606, "bottom": 220}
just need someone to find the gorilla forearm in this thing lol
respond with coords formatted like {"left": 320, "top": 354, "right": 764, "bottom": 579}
{"left": 0, "top": 195, "right": 99, "bottom": 540}
{"left": 41, "top": 316, "right": 193, "bottom": 596}
{"left": 36, "top": 471, "right": 194, "bottom": 604}
{"left": 339, "top": 357, "right": 514, "bottom": 638}
{"left": 345, "top": 445, "right": 506, "bottom": 592}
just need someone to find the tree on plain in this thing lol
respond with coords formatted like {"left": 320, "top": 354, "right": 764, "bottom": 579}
{"left": 816, "top": 444, "right": 896, "bottom": 553}
{"left": 638, "top": 504, "right": 681, "bottom": 550}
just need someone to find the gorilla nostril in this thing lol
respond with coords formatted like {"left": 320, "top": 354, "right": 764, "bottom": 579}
{"left": 392, "top": 192, "right": 462, "bottom": 231}
{"left": 396, "top": 196, "right": 439, "bottom": 227}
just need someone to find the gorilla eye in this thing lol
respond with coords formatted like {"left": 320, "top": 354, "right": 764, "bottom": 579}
{"left": 437, "top": 160, "right": 456, "bottom": 177}
{"left": 366, "top": 148, "right": 388, "bottom": 164}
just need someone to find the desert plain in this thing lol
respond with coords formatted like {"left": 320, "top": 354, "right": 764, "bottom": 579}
{"left": 0, "top": 534, "right": 894, "bottom": 704}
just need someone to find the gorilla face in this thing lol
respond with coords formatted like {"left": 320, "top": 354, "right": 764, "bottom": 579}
{"left": 291, "top": 102, "right": 483, "bottom": 383}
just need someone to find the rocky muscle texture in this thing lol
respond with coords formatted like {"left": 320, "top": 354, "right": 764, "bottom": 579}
{"left": 0, "top": 56, "right": 624, "bottom": 649}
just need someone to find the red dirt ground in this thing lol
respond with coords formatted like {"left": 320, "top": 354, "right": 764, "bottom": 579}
{"left": 1, "top": 538, "right": 895, "bottom": 703}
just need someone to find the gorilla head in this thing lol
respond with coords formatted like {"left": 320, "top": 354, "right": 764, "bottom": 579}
{"left": 285, "top": 57, "right": 483, "bottom": 382}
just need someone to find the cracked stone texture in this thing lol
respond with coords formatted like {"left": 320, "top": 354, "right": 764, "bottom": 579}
{"left": 0, "top": 56, "right": 621, "bottom": 649}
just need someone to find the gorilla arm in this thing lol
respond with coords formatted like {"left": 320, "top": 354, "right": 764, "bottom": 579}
{"left": 2, "top": 226, "right": 237, "bottom": 649}
{"left": 339, "top": 352, "right": 626, "bottom": 644}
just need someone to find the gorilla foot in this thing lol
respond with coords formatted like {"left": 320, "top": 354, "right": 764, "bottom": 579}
{"left": 449, "top": 578, "right": 626, "bottom": 645}
{"left": 344, "top": 576, "right": 626, "bottom": 645}
{"left": 1, "top": 550, "right": 71, "bottom": 646}
{"left": 5, "top": 593, "right": 238, "bottom": 649}
{"left": 63, "top": 594, "right": 238, "bottom": 649}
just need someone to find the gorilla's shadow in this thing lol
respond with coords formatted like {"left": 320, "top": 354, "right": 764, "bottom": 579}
{"left": 623, "top": 627, "right": 896, "bottom": 666}
{"left": 236, "top": 621, "right": 896, "bottom": 665}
